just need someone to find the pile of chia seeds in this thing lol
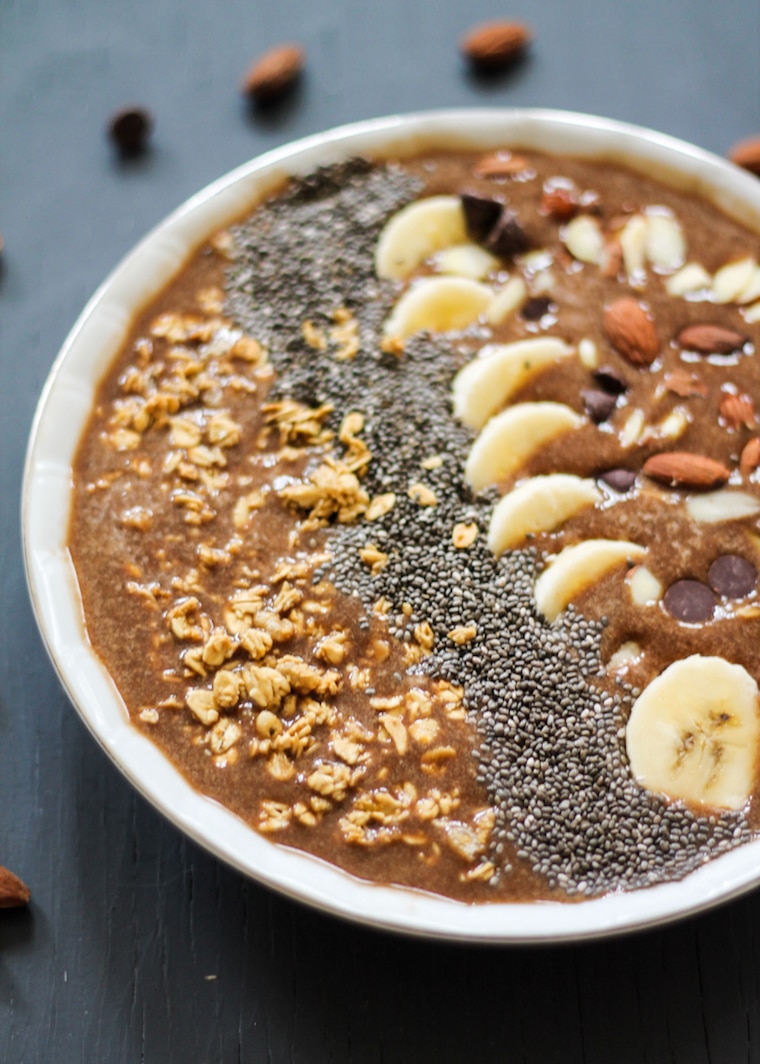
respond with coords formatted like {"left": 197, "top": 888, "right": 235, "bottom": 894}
{"left": 226, "top": 160, "right": 750, "bottom": 898}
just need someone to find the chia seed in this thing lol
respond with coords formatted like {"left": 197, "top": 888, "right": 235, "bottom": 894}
{"left": 225, "top": 159, "right": 751, "bottom": 899}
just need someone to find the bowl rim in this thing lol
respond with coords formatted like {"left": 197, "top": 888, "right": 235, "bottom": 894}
{"left": 22, "top": 106, "right": 760, "bottom": 943}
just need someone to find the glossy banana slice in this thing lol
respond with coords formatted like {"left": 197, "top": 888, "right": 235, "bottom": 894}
{"left": 464, "top": 402, "right": 584, "bottom": 493}
{"left": 375, "top": 196, "right": 468, "bottom": 279}
{"left": 534, "top": 539, "right": 645, "bottom": 622}
{"left": 626, "top": 655, "right": 760, "bottom": 810}
{"left": 452, "top": 338, "right": 574, "bottom": 430}
{"left": 488, "top": 474, "right": 601, "bottom": 555}
{"left": 383, "top": 277, "right": 493, "bottom": 340}
{"left": 434, "top": 243, "right": 500, "bottom": 280}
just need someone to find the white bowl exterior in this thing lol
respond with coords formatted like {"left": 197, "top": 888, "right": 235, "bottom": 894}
{"left": 23, "top": 108, "right": 760, "bottom": 942}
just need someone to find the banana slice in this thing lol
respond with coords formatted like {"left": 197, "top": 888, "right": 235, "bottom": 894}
{"left": 383, "top": 277, "right": 493, "bottom": 340}
{"left": 626, "top": 655, "right": 760, "bottom": 810}
{"left": 534, "top": 539, "right": 645, "bottom": 622}
{"left": 375, "top": 196, "right": 467, "bottom": 279}
{"left": 434, "top": 243, "right": 500, "bottom": 280}
{"left": 452, "top": 338, "right": 574, "bottom": 430}
{"left": 465, "top": 402, "right": 584, "bottom": 493}
{"left": 488, "top": 474, "right": 601, "bottom": 555}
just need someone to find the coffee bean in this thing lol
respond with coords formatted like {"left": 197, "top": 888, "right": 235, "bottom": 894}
{"left": 582, "top": 389, "right": 617, "bottom": 423}
{"left": 707, "top": 554, "right": 758, "bottom": 598}
{"left": 521, "top": 296, "right": 554, "bottom": 321}
{"left": 485, "top": 208, "right": 529, "bottom": 258}
{"left": 593, "top": 365, "right": 628, "bottom": 395}
{"left": 663, "top": 579, "right": 716, "bottom": 623}
{"left": 599, "top": 468, "right": 636, "bottom": 492}
{"left": 460, "top": 193, "right": 502, "bottom": 243}
{"left": 108, "top": 106, "right": 153, "bottom": 156}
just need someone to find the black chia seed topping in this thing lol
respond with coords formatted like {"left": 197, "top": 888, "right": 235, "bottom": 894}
{"left": 226, "top": 159, "right": 750, "bottom": 899}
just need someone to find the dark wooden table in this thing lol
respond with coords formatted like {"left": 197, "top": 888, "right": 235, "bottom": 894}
{"left": 3, "top": 1, "right": 760, "bottom": 1060}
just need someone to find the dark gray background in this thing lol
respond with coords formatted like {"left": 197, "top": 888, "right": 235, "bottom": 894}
{"left": 3, "top": 1, "right": 760, "bottom": 1061}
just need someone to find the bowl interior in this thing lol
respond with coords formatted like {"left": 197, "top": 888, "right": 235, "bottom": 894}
{"left": 23, "top": 108, "right": 760, "bottom": 942}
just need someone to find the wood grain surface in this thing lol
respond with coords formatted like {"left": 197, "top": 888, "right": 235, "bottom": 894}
{"left": 2, "top": 0, "right": 760, "bottom": 1060}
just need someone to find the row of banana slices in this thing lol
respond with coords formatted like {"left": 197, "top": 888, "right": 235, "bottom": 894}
{"left": 374, "top": 191, "right": 760, "bottom": 813}
{"left": 377, "top": 195, "right": 526, "bottom": 339}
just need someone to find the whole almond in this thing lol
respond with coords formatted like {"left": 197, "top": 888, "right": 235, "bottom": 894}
{"left": 677, "top": 323, "right": 746, "bottom": 355}
{"left": 720, "top": 392, "right": 755, "bottom": 430}
{"left": 643, "top": 452, "right": 730, "bottom": 490}
{"left": 603, "top": 297, "right": 659, "bottom": 366}
{"left": 241, "top": 44, "right": 304, "bottom": 102}
{"left": 729, "top": 136, "right": 760, "bottom": 178}
{"left": 740, "top": 437, "right": 760, "bottom": 476}
{"left": 461, "top": 21, "right": 532, "bottom": 69}
{"left": 0, "top": 866, "right": 30, "bottom": 908}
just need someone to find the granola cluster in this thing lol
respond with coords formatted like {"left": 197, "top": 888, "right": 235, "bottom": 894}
{"left": 79, "top": 273, "right": 498, "bottom": 891}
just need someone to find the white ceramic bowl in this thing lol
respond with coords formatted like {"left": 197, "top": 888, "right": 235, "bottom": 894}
{"left": 23, "top": 109, "right": 760, "bottom": 942}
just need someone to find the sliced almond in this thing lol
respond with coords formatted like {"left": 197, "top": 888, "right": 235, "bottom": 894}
{"left": 620, "top": 214, "right": 648, "bottom": 276}
{"left": 713, "top": 258, "right": 756, "bottom": 303}
{"left": 562, "top": 214, "right": 604, "bottom": 265}
{"left": 642, "top": 452, "right": 730, "bottom": 490}
{"left": 686, "top": 489, "right": 760, "bottom": 522}
{"left": 645, "top": 213, "right": 686, "bottom": 271}
{"left": 663, "top": 368, "right": 708, "bottom": 398}
{"left": 666, "top": 262, "right": 712, "bottom": 297}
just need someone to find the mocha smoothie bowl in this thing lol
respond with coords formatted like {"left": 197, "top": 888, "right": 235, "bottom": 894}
{"left": 23, "top": 110, "right": 760, "bottom": 940}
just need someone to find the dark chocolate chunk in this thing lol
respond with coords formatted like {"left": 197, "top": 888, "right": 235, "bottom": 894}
{"left": 663, "top": 579, "right": 716, "bottom": 623}
{"left": 582, "top": 389, "right": 617, "bottom": 423}
{"left": 707, "top": 554, "right": 758, "bottom": 598}
{"left": 460, "top": 193, "right": 502, "bottom": 243}
{"left": 521, "top": 296, "right": 554, "bottom": 321}
{"left": 593, "top": 365, "right": 628, "bottom": 395}
{"left": 485, "top": 208, "right": 529, "bottom": 258}
{"left": 108, "top": 106, "right": 153, "bottom": 156}
{"left": 600, "top": 468, "right": 636, "bottom": 492}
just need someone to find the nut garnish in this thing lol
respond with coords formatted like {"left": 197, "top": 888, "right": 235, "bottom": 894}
{"left": 740, "top": 438, "right": 760, "bottom": 477}
{"left": 729, "top": 136, "right": 760, "bottom": 177}
{"left": 677, "top": 323, "right": 747, "bottom": 355}
{"left": 473, "top": 152, "right": 530, "bottom": 178}
{"left": 663, "top": 369, "right": 708, "bottom": 398}
{"left": 460, "top": 21, "right": 532, "bottom": 69}
{"left": 720, "top": 392, "right": 755, "bottom": 430}
{"left": 642, "top": 452, "right": 731, "bottom": 490}
{"left": 0, "top": 866, "right": 31, "bottom": 908}
{"left": 241, "top": 43, "right": 304, "bottom": 103}
{"left": 602, "top": 297, "right": 659, "bottom": 366}
{"left": 452, "top": 521, "right": 478, "bottom": 548}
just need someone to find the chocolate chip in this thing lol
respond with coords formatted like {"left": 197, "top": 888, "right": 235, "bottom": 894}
{"left": 108, "top": 106, "right": 153, "bottom": 156}
{"left": 663, "top": 580, "right": 716, "bottom": 623}
{"left": 485, "top": 208, "right": 529, "bottom": 258}
{"left": 593, "top": 365, "right": 628, "bottom": 395}
{"left": 521, "top": 296, "right": 554, "bottom": 321}
{"left": 460, "top": 193, "right": 502, "bottom": 243}
{"left": 582, "top": 389, "right": 617, "bottom": 423}
{"left": 707, "top": 554, "right": 758, "bottom": 598}
{"left": 599, "top": 468, "right": 636, "bottom": 492}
